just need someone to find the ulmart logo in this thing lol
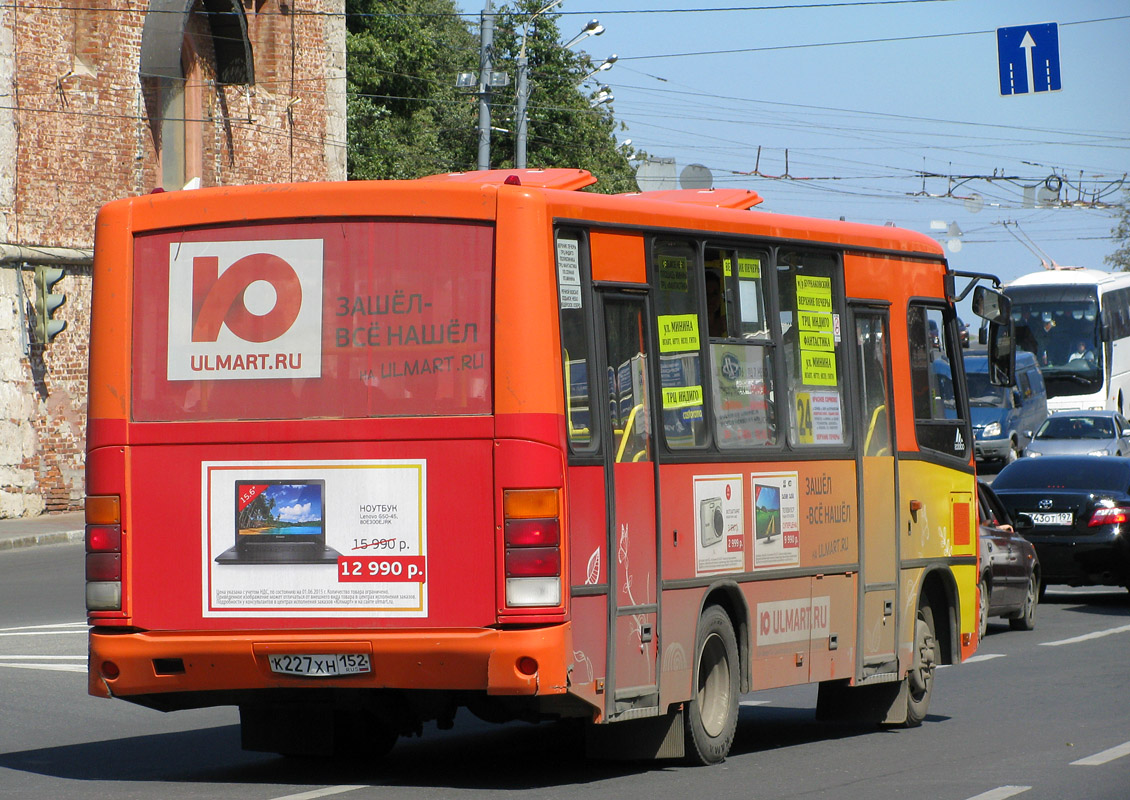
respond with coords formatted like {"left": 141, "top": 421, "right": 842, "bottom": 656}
{"left": 167, "top": 240, "right": 323, "bottom": 381}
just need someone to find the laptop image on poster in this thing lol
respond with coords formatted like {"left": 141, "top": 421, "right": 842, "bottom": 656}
{"left": 215, "top": 479, "right": 341, "bottom": 564}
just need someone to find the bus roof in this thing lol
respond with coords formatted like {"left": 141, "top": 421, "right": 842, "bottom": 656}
{"left": 1007, "top": 268, "right": 1130, "bottom": 288}
{"left": 98, "top": 170, "right": 946, "bottom": 259}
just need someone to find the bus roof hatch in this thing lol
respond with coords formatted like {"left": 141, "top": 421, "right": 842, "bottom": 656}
{"left": 624, "top": 188, "right": 764, "bottom": 210}
{"left": 420, "top": 169, "right": 597, "bottom": 191}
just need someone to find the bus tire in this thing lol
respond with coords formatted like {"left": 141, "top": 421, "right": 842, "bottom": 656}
{"left": 684, "top": 605, "right": 739, "bottom": 765}
{"left": 904, "top": 604, "right": 937, "bottom": 727}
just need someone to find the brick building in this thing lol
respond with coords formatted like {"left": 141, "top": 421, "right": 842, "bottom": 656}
{"left": 0, "top": 1, "right": 346, "bottom": 517}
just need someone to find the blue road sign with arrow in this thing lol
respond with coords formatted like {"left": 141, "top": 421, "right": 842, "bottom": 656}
{"left": 997, "top": 23, "right": 1061, "bottom": 96}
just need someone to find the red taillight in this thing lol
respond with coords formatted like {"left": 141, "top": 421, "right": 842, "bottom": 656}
{"left": 505, "top": 518, "right": 560, "bottom": 547}
{"left": 86, "top": 524, "right": 121, "bottom": 552}
{"left": 505, "top": 546, "right": 561, "bottom": 577}
{"left": 1089, "top": 507, "right": 1129, "bottom": 527}
{"left": 503, "top": 489, "right": 562, "bottom": 608}
{"left": 86, "top": 495, "right": 122, "bottom": 612}
{"left": 86, "top": 553, "right": 121, "bottom": 581}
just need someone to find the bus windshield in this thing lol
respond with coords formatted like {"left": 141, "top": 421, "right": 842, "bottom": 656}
{"left": 1010, "top": 295, "right": 1102, "bottom": 397}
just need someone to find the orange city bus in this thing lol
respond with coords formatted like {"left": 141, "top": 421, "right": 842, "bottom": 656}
{"left": 85, "top": 168, "right": 1012, "bottom": 764}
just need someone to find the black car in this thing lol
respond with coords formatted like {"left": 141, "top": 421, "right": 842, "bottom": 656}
{"left": 977, "top": 481, "right": 1039, "bottom": 638}
{"left": 991, "top": 456, "right": 1130, "bottom": 593}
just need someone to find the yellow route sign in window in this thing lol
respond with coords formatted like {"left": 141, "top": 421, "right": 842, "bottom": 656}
{"left": 662, "top": 384, "right": 704, "bottom": 409}
{"left": 796, "top": 275, "right": 833, "bottom": 313}
{"left": 801, "top": 351, "right": 838, "bottom": 386}
{"left": 658, "top": 314, "right": 700, "bottom": 353}
{"left": 659, "top": 255, "right": 688, "bottom": 292}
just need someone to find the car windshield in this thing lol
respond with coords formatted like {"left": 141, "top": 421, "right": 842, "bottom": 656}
{"left": 1034, "top": 415, "right": 1115, "bottom": 440}
{"left": 966, "top": 372, "right": 1007, "bottom": 407}
{"left": 994, "top": 458, "right": 1130, "bottom": 491}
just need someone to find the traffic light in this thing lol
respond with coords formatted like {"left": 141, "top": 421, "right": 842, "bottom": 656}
{"left": 34, "top": 265, "right": 67, "bottom": 343}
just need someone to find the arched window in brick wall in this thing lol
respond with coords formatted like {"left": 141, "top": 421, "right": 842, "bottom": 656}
{"left": 140, "top": 0, "right": 254, "bottom": 190}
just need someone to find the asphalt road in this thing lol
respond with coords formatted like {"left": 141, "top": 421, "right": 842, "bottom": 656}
{"left": 2, "top": 541, "right": 1129, "bottom": 800}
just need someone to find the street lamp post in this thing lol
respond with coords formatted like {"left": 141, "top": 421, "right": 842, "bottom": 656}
{"left": 477, "top": 0, "right": 496, "bottom": 171}
{"left": 516, "top": 10, "right": 603, "bottom": 168}
{"left": 581, "top": 54, "right": 617, "bottom": 85}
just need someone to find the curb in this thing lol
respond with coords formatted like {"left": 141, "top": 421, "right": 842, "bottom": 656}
{"left": 0, "top": 530, "right": 85, "bottom": 551}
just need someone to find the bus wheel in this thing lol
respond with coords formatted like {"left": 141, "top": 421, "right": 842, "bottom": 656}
{"left": 904, "top": 604, "right": 937, "bottom": 727}
{"left": 684, "top": 605, "right": 739, "bottom": 765}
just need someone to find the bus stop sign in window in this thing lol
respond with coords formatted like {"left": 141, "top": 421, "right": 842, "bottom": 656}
{"left": 997, "top": 23, "right": 1061, "bottom": 96}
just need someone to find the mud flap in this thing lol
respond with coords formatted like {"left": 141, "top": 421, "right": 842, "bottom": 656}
{"left": 815, "top": 679, "right": 908, "bottom": 725}
{"left": 584, "top": 709, "right": 685, "bottom": 760}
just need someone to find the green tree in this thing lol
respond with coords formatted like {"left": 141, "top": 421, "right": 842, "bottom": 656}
{"left": 346, "top": 0, "right": 479, "bottom": 179}
{"left": 345, "top": 0, "right": 638, "bottom": 191}
{"left": 1106, "top": 191, "right": 1130, "bottom": 271}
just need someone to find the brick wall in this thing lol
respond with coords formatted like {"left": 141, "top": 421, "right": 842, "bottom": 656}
{"left": 0, "top": 1, "right": 346, "bottom": 517}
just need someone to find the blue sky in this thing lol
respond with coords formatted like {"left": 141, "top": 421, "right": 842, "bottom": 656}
{"left": 459, "top": 1, "right": 1130, "bottom": 295}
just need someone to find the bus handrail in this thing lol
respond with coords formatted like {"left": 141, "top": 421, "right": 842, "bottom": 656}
{"left": 615, "top": 403, "right": 645, "bottom": 463}
{"left": 864, "top": 404, "right": 890, "bottom": 457}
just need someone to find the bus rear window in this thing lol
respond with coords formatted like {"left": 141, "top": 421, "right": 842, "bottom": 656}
{"left": 131, "top": 220, "right": 493, "bottom": 421}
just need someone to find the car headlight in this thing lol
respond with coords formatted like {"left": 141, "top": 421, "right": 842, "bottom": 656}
{"left": 1089, "top": 449, "right": 1111, "bottom": 456}
{"left": 1027, "top": 450, "right": 1042, "bottom": 457}
{"left": 982, "top": 422, "right": 1001, "bottom": 437}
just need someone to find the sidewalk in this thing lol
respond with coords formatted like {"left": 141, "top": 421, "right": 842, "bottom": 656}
{"left": 0, "top": 510, "right": 85, "bottom": 551}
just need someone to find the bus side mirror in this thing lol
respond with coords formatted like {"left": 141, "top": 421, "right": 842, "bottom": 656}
{"left": 972, "top": 286, "right": 1008, "bottom": 324}
{"left": 974, "top": 288, "right": 1014, "bottom": 387}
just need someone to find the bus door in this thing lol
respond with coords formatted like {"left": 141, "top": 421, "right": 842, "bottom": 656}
{"left": 851, "top": 305, "right": 900, "bottom": 677}
{"left": 595, "top": 291, "right": 661, "bottom": 719}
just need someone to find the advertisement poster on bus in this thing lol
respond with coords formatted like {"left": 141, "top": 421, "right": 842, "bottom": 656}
{"left": 201, "top": 459, "right": 427, "bottom": 618}
{"left": 693, "top": 474, "right": 744, "bottom": 575}
{"left": 751, "top": 471, "right": 801, "bottom": 568}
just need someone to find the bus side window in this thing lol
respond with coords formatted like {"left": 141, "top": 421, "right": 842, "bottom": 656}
{"left": 653, "top": 238, "right": 707, "bottom": 450}
{"left": 556, "top": 232, "right": 596, "bottom": 452}
{"left": 706, "top": 245, "right": 776, "bottom": 449}
{"left": 777, "top": 250, "right": 849, "bottom": 448}
{"left": 908, "top": 304, "right": 970, "bottom": 459}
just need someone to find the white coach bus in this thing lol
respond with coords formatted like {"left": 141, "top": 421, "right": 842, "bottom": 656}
{"left": 1006, "top": 268, "right": 1130, "bottom": 413}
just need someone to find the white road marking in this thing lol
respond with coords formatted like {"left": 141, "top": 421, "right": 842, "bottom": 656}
{"left": 0, "top": 630, "right": 88, "bottom": 637}
{"left": 739, "top": 699, "right": 770, "bottom": 706}
{"left": 1039, "top": 624, "right": 1130, "bottom": 647}
{"left": 963, "top": 653, "right": 1007, "bottom": 664}
{"left": 268, "top": 787, "right": 368, "bottom": 800}
{"left": 0, "top": 622, "right": 86, "bottom": 632}
{"left": 1071, "top": 740, "right": 1130, "bottom": 766}
{"left": 963, "top": 786, "right": 1031, "bottom": 800}
{"left": 0, "top": 655, "right": 85, "bottom": 660}
{"left": 0, "top": 662, "right": 87, "bottom": 673}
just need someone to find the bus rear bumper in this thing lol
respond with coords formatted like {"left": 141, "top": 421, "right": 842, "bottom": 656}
{"left": 89, "top": 624, "right": 572, "bottom": 702}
